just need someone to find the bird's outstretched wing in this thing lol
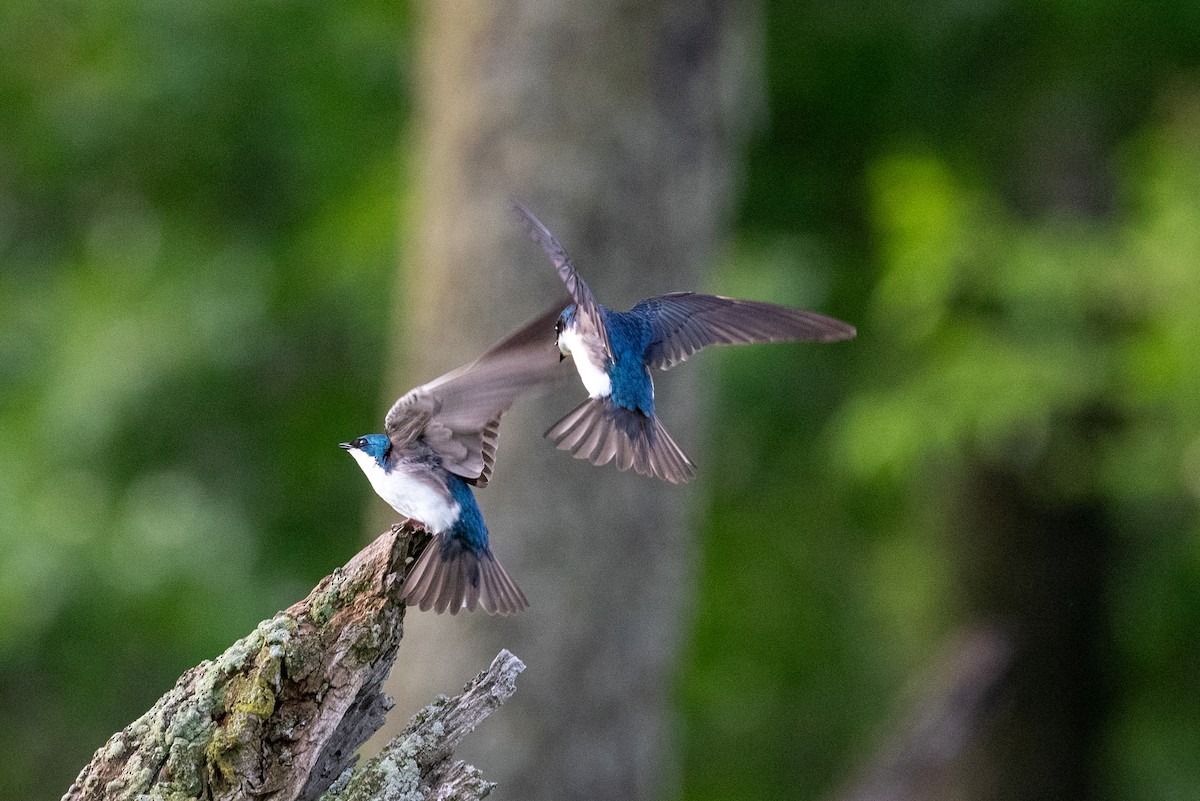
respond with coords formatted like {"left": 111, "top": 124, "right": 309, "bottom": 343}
{"left": 633, "top": 292, "right": 857, "bottom": 371}
{"left": 512, "top": 201, "right": 612, "bottom": 358}
{"left": 385, "top": 303, "right": 567, "bottom": 484}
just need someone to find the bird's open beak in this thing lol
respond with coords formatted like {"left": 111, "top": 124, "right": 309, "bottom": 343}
{"left": 338, "top": 442, "right": 353, "bottom": 450}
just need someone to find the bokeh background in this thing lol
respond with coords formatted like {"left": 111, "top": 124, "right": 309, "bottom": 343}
{"left": 4, "top": 2, "right": 1200, "bottom": 800}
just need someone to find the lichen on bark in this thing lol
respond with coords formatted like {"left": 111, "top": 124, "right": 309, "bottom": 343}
{"left": 322, "top": 650, "right": 524, "bottom": 801}
{"left": 63, "top": 524, "right": 473, "bottom": 801}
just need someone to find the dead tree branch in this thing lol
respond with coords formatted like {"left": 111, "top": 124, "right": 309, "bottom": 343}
{"left": 61, "top": 523, "right": 522, "bottom": 801}
{"left": 322, "top": 650, "right": 525, "bottom": 801}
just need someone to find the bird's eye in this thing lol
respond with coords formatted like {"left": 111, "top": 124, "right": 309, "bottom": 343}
{"left": 555, "top": 318, "right": 564, "bottom": 335}
{"left": 354, "top": 437, "right": 367, "bottom": 448}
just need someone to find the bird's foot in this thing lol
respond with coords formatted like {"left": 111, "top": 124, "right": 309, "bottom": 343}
{"left": 391, "top": 516, "right": 429, "bottom": 534}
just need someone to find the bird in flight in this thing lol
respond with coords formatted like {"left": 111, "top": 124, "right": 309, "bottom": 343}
{"left": 513, "top": 201, "right": 857, "bottom": 484}
{"left": 341, "top": 304, "right": 565, "bottom": 614}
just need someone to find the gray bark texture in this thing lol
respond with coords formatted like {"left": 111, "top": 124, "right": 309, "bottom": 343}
{"left": 379, "top": 2, "right": 762, "bottom": 800}
{"left": 61, "top": 525, "right": 521, "bottom": 801}
{"left": 322, "top": 650, "right": 526, "bottom": 801}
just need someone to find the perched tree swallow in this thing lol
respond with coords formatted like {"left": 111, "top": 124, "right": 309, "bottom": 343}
{"left": 513, "top": 202, "right": 857, "bottom": 484}
{"left": 341, "top": 304, "right": 565, "bottom": 615}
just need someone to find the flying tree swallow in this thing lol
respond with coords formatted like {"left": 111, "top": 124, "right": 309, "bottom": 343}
{"left": 341, "top": 305, "right": 565, "bottom": 615}
{"left": 513, "top": 201, "right": 857, "bottom": 484}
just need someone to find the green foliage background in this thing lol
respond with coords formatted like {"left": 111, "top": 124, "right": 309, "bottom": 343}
{"left": 2, "top": 2, "right": 1199, "bottom": 799}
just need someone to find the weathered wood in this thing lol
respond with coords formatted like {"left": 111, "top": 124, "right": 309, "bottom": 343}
{"left": 322, "top": 650, "right": 525, "bottom": 801}
{"left": 61, "top": 523, "right": 518, "bottom": 801}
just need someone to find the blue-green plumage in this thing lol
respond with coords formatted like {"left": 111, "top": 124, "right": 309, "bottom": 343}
{"left": 599, "top": 307, "right": 655, "bottom": 416}
{"left": 357, "top": 433, "right": 391, "bottom": 466}
{"left": 445, "top": 475, "right": 489, "bottom": 554}
{"left": 340, "top": 303, "right": 569, "bottom": 615}
{"left": 516, "top": 200, "right": 857, "bottom": 484}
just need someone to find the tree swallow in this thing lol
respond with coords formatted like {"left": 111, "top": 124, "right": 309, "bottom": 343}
{"left": 513, "top": 201, "right": 857, "bottom": 484}
{"left": 341, "top": 304, "right": 565, "bottom": 615}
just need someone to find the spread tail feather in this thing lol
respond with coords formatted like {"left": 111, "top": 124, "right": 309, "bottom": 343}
{"left": 400, "top": 533, "right": 528, "bottom": 615}
{"left": 546, "top": 397, "right": 696, "bottom": 484}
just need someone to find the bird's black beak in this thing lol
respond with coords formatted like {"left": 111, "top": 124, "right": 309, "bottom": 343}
{"left": 338, "top": 442, "right": 353, "bottom": 450}
{"left": 559, "top": 353, "right": 566, "bottom": 363}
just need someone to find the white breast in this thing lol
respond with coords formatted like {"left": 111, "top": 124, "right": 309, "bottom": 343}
{"left": 348, "top": 450, "right": 460, "bottom": 533}
{"left": 561, "top": 327, "right": 612, "bottom": 398}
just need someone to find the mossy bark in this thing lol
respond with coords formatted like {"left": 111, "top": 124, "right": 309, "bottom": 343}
{"left": 61, "top": 524, "right": 519, "bottom": 801}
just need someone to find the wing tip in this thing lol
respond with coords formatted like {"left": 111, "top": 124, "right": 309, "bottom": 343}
{"left": 510, "top": 197, "right": 550, "bottom": 243}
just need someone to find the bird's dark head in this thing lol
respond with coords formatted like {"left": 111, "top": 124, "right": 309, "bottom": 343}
{"left": 339, "top": 433, "right": 391, "bottom": 467}
{"left": 555, "top": 305, "right": 578, "bottom": 361}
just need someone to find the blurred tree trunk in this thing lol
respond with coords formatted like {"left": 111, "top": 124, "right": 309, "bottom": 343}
{"left": 950, "top": 465, "right": 1113, "bottom": 801}
{"left": 948, "top": 95, "right": 1118, "bottom": 801}
{"left": 375, "top": 2, "right": 761, "bottom": 801}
